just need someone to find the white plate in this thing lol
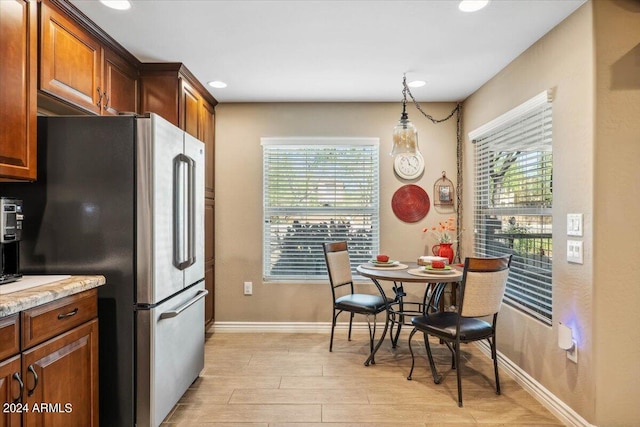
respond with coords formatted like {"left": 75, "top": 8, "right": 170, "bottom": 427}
{"left": 422, "top": 266, "right": 456, "bottom": 274}
{"left": 368, "top": 260, "right": 399, "bottom": 267}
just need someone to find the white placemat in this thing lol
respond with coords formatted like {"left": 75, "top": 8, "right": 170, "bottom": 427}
{"left": 359, "top": 263, "right": 409, "bottom": 271}
{"left": 407, "top": 268, "right": 462, "bottom": 278}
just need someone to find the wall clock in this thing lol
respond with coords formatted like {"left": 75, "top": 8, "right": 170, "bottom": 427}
{"left": 394, "top": 152, "right": 425, "bottom": 180}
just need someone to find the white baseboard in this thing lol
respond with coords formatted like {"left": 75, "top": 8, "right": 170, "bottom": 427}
{"left": 475, "top": 341, "right": 595, "bottom": 427}
{"left": 211, "top": 321, "right": 594, "bottom": 427}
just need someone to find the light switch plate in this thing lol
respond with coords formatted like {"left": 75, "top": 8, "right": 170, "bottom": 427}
{"left": 567, "top": 240, "right": 584, "bottom": 264}
{"left": 567, "top": 213, "right": 583, "bottom": 236}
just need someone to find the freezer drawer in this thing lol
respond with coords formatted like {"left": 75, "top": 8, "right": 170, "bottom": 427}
{"left": 136, "top": 281, "right": 207, "bottom": 427}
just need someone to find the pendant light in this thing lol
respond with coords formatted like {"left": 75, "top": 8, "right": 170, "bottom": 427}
{"left": 391, "top": 75, "right": 419, "bottom": 156}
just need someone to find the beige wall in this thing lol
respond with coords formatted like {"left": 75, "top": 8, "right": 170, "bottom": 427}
{"left": 463, "top": 1, "right": 595, "bottom": 421}
{"left": 592, "top": 0, "right": 640, "bottom": 425}
{"left": 215, "top": 102, "right": 459, "bottom": 322}
{"left": 214, "top": 2, "right": 640, "bottom": 424}
{"left": 463, "top": 1, "right": 640, "bottom": 425}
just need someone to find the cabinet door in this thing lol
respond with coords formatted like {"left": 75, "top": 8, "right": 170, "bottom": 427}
{"left": 102, "top": 47, "right": 138, "bottom": 115}
{"left": 205, "top": 261, "right": 215, "bottom": 325}
{"left": 204, "top": 198, "right": 215, "bottom": 324}
{"left": 0, "top": 356, "right": 21, "bottom": 427}
{"left": 39, "top": 0, "right": 102, "bottom": 114}
{"left": 180, "top": 79, "right": 201, "bottom": 139}
{"left": 0, "top": 0, "right": 37, "bottom": 180}
{"left": 22, "top": 319, "right": 98, "bottom": 427}
{"left": 202, "top": 101, "right": 215, "bottom": 199}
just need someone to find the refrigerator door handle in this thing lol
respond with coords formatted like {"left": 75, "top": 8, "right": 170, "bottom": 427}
{"left": 186, "top": 154, "right": 196, "bottom": 268}
{"left": 173, "top": 154, "right": 196, "bottom": 270}
{"left": 159, "top": 289, "right": 208, "bottom": 319}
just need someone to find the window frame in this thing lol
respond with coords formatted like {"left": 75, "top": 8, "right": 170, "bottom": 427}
{"left": 261, "top": 137, "right": 380, "bottom": 282}
{"left": 469, "top": 90, "right": 554, "bottom": 324}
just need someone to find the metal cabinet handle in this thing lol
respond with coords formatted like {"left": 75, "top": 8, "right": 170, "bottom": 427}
{"left": 103, "top": 91, "right": 110, "bottom": 109}
{"left": 27, "top": 365, "right": 38, "bottom": 397}
{"left": 96, "top": 87, "right": 103, "bottom": 107}
{"left": 57, "top": 307, "right": 78, "bottom": 319}
{"left": 160, "top": 289, "right": 208, "bottom": 319}
{"left": 12, "top": 372, "right": 23, "bottom": 403}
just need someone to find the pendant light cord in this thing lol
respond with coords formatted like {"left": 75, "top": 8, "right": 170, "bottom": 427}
{"left": 402, "top": 75, "right": 463, "bottom": 262}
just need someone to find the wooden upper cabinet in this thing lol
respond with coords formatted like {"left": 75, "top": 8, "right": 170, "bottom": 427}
{"left": 0, "top": 0, "right": 37, "bottom": 181}
{"left": 202, "top": 102, "right": 215, "bottom": 199}
{"left": 103, "top": 47, "right": 138, "bottom": 115}
{"left": 38, "top": 0, "right": 138, "bottom": 116}
{"left": 39, "top": 0, "right": 102, "bottom": 114}
{"left": 140, "top": 63, "right": 217, "bottom": 134}
{"left": 181, "top": 80, "right": 201, "bottom": 139}
{"left": 140, "top": 63, "right": 217, "bottom": 197}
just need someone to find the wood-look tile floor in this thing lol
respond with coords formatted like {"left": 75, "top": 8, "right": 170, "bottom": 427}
{"left": 161, "top": 331, "right": 564, "bottom": 426}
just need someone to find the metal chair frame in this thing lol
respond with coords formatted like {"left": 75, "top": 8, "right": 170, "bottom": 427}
{"left": 323, "top": 241, "right": 392, "bottom": 366}
{"left": 407, "top": 255, "right": 512, "bottom": 407}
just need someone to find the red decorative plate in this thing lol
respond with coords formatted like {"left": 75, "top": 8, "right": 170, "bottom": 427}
{"left": 391, "top": 185, "right": 430, "bottom": 223}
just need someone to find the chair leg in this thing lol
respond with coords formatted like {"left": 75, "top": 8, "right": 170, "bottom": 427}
{"left": 364, "top": 314, "right": 376, "bottom": 365}
{"left": 424, "top": 333, "right": 442, "bottom": 385}
{"left": 371, "top": 314, "right": 377, "bottom": 355}
{"left": 348, "top": 312, "right": 354, "bottom": 341}
{"left": 407, "top": 328, "right": 418, "bottom": 380}
{"left": 490, "top": 335, "right": 501, "bottom": 395}
{"left": 330, "top": 309, "right": 339, "bottom": 352}
{"left": 455, "top": 340, "right": 463, "bottom": 407}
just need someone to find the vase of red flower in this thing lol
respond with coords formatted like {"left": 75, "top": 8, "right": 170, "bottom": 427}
{"left": 432, "top": 242, "right": 454, "bottom": 264}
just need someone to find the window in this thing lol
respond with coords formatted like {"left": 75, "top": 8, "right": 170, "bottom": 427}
{"left": 470, "top": 91, "right": 553, "bottom": 324}
{"left": 262, "top": 138, "right": 379, "bottom": 281}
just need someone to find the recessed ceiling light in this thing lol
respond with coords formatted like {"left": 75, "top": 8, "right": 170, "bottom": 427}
{"left": 208, "top": 81, "right": 228, "bottom": 89}
{"left": 458, "top": 0, "right": 489, "bottom": 12}
{"left": 99, "top": 0, "right": 131, "bottom": 10}
{"left": 407, "top": 80, "right": 426, "bottom": 88}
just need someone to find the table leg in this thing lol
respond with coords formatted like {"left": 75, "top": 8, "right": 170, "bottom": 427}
{"left": 390, "top": 282, "right": 405, "bottom": 348}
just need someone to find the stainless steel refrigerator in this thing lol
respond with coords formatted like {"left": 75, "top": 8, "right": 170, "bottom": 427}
{"left": 4, "top": 113, "right": 206, "bottom": 426}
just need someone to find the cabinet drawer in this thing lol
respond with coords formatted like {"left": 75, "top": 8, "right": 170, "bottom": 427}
{"left": 21, "top": 289, "right": 97, "bottom": 349}
{"left": 0, "top": 314, "right": 19, "bottom": 360}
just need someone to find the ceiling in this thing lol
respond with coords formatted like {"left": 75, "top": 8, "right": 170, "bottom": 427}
{"left": 70, "top": 0, "right": 586, "bottom": 103}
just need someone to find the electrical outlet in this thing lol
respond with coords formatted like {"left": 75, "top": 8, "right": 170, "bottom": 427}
{"left": 243, "top": 281, "right": 252, "bottom": 295}
{"left": 567, "top": 342, "right": 578, "bottom": 363}
{"left": 567, "top": 240, "right": 584, "bottom": 264}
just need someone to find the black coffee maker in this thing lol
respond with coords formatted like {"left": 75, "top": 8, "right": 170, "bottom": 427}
{"left": 0, "top": 197, "right": 23, "bottom": 285}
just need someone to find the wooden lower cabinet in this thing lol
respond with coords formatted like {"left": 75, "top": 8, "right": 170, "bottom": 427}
{"left": 22, "top": 319, "right": 98, "bottom": 427}
{"left": 0, "top": 356, "right": 21, "bottom": 427}
{"left": 0, "top": 290, "right": 98, "bottom": 426}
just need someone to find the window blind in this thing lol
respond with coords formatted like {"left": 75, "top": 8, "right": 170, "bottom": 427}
{"left": 262, "top": 138, "right": 379, "bottom": 281}
{"left": 472, "top": 95, "right": 553, "bottom": 324}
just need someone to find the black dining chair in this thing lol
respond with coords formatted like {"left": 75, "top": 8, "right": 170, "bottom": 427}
{"left": 407, "top": 255, "right": 512, "bottom": 407}
{"left": 322, "top": 241, "right": 393, "bottom": 365}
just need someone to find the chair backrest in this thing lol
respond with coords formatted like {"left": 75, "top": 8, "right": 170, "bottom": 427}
{"left": 459, "top": 255, "right": 512, "bottom": 318}
{"left": 323, "top": 241, "right": 353, "bottom": 289}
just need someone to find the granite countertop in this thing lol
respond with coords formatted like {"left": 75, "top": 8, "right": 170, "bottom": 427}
{"left": 0, "top": 275, "right": 106, "bottom": 318}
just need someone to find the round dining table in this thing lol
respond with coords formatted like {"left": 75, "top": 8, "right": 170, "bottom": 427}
{"left": 356, "top": 261, "right": 463, "bottom": 366}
